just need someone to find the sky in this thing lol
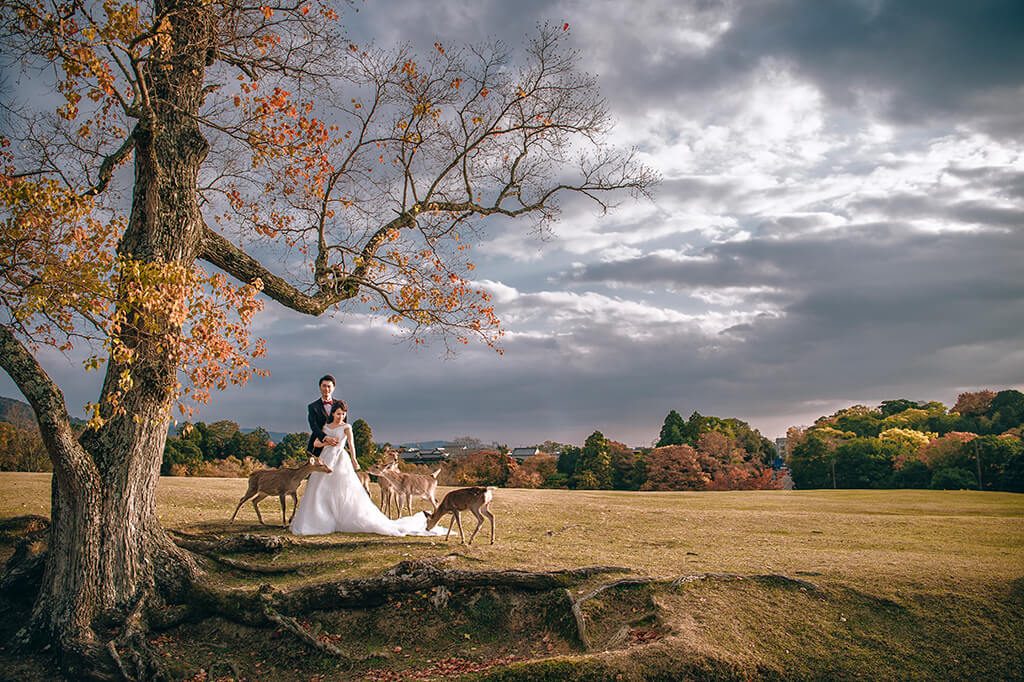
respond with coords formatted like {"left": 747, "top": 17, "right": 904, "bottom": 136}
{"left": 3, "top": 0, "right": 1024, "bottom": 447}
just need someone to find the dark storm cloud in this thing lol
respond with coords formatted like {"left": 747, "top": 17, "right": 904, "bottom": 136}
{"left": 717, "top": 0, "right": 1024, "bottom": 132}
{"left": 562, "top": 221, "right": 1024, "bottom": 405}
{"left": 568, "top": 224, "right": 1024, "bottom": 296}
{"left": 566, "top": 0, "right": 1024, "bottom": 136}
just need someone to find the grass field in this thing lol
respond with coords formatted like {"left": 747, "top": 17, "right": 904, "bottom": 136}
{"left": 2, "top": 472, "right": 1023, "bottom": 680}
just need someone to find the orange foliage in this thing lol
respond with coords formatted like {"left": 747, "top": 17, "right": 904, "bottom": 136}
{"left": 915, "top": 432, "right": 979, "bottom": 469}
{"left": 953, "top": 390, "right": 997, "bottom": 417}
{"left": 641, "top": 445, "right": 709, "bottom": 491}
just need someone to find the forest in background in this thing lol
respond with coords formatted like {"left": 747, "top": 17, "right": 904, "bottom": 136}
{"left": 786, "top": 389, "right": 1024, "bottom": 492}
{"left": 2, "top": 390, "right": 1022, "bottom": 492}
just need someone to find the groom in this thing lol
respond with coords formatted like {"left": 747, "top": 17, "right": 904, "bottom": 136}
{"left": 307, "top": 374, "right": 343, "bottom": 456}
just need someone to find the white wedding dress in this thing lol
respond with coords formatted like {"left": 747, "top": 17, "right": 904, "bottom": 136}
{"left": 290, "top": 424, "right": 446, "bottom": 536}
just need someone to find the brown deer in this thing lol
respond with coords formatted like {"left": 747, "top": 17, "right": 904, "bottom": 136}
{"left": 381, "top": 466, "right": 442, "bottom": 516}
{"left": 367, "top": 453, "right": 402, "bottom": 518}
{"left": 356, "top": 469, "right": 372, "bottom": 497}
{"left": 424, "top": 486, "right": 496, "bottom": 545}
{"left": 230, "top": 456, "right": 332, "bottom": 526}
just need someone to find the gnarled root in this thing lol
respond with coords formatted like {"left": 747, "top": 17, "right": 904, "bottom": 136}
{"left": 104, "top": 592, "right": 172, "bottom": 682}
{"left": 181, "top": 557, "right": 631, "bottom": 662}
{"left": 168, "top": 529, "right": 290, "bottom": 555}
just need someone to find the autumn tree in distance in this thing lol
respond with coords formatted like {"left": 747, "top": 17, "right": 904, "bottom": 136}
{"left": 0, "top": 0, "right": 654, "bottom": 676}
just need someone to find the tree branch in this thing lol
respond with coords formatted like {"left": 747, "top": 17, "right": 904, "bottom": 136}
{"left": 199, "top": 204, "right": 419, "bottom": 315}
{"left": 81, "top": 135, "right": 135, "bottom": 198}
{"left": 0, "top": 325, "right": 98, "bottom": 481}
{"left": 199, "top": 226, "right": 341, "bottom": 315}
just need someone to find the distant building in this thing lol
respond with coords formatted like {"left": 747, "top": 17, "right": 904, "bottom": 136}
{"left": 775, "top": 437, "right": 788, "bottom": 458}
{"left": 398, "top": 447, "right": 450, "bottom": 464}
{"left": 510, "top": 447, "right": 541, "bottom": 462}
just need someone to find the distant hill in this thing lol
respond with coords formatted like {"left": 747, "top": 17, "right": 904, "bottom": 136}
{"left": 239, "top": 428, "right": 291, "bottom": 444}
{"left": 1, "top": 396, "right": 92, "bottom": 430}
{"left": 0, "top": 396, "right": 35, "bottom": 426}
{"left": 399, "top": 440, "right": 452, "bottom": 450}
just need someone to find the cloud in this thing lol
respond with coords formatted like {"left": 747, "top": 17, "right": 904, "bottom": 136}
{"left": 716, "top": 0, "right": 1024, "bottom": 136}
{"left": 4, "top": 0, "right": 1023, "bottom": 450}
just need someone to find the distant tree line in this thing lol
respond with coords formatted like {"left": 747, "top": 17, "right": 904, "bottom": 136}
{"left": 448, "top": 411, "right": 781, "bottom": 492}
{"left": 2, "top": 396, "right": 782, "bottom": 493}
{"left": 9, "top": 390, "right": 1019, "bottom": 493}
{"left": 787, "top": 390, "right": 1024, "bottom": 492}
{"left": 161, "top": 418, "right": 379, "bottom": 477}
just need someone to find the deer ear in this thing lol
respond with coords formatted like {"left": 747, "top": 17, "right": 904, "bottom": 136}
{"left": 308, "top": 456, "right": 316, "bottom": 465}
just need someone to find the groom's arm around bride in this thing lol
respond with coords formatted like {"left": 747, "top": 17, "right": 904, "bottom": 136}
{"left": 307, "top": 374, "right": 342, "bottom": 455}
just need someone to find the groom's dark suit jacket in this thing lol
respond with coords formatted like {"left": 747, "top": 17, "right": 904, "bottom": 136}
{"left": 307, "top": 398, "right": 344, "bottom": 456}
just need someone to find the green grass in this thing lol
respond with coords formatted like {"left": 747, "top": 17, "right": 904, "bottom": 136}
{"left": 1, "top": 473, "right": 1022, "bottom": 680}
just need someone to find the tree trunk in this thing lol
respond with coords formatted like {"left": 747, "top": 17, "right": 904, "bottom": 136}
{"left": 20, "top": 1, "right": 216, "bottom": 675}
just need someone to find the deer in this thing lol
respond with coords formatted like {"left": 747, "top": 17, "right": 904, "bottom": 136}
{"left": 367, "top": 452, "right": 402, "bottom": 518}
{"left": 371, "top": 460, "right": 442, "bottom": 517}
{"left": 395, "top": 467, "right": 442, "bottom": 516}
{"left": 424, "top": 486, "right": 496, "bottom": 545}
{"left": 230, "top": 456, "right": 332, "bottom": 526}
{"left": 356, "top": 469, "right": 372, "bottom": 497}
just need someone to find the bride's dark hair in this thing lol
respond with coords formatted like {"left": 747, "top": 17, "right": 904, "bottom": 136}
{"left": 330, "top": 400, "right": 349, "bottom": 423}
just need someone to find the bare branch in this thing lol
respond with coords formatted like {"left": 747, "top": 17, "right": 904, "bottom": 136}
{"left": 81, "top": 135, "right": 135, "bottom": 198}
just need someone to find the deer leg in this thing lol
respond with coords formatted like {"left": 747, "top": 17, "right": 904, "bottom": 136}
{"left": 467, "top": 508, "right": 485, "bottom": 545}
{"left": 287, "top": 492, "right": 299, "bottom": 525}
{"left": 482, "top": 507, "right": 495, "bottom": 544}
{"left": 279, "top": 494, "right": 288, "bottom": 526}
{"left": 230, "top": 489, "right": 255, "bottom": 522}
{"left": 454, "top": 511, "right": 466, "bottom": 544}
{"left": 444, "top": 512, "right": 455, "bottom": 541}
{"left": 252, "top": 493, "right": 268, "bottom": 525}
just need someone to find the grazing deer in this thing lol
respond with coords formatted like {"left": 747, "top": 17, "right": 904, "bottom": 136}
{"left": 230, "top": 456, "right": 332, "bottom": 526}
{"left": 424, "top": 487, "right": 496, "bottom": 545}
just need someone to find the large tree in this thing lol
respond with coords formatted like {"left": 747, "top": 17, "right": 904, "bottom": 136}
{"left": 350, "top": 417, "right": 375, "bottom": 469}
{"left": 573, "top": 430, "right": 612, "bottom": 489}
{"left": 0, "top": 1, "right": 653, "bottom": 676}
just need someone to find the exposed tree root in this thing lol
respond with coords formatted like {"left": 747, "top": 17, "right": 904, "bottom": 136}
{"left": 0, "top": 514, "right": 50, "bottom": 543}
{"left": 105, "top": 592, "right": 171, "bottom": 682}
{"left": 167, "top": 557, "right": 632, "bottom": 669}
{"left": 204, "top": 554, "right": 305, "bottom": 575}
{"left": 168, "top": 530, "right": 289, "bottom": 555}
{"left": 257, "top": 587, "right": 347, "bottom": 657}
{"left": 171, "top": 529, "right": 442, "bottom": 554}
{"left": 175, "top": 541, "right": 305, "bottom": 575}
{"left": 0, "top": 535, "right": 48, "bottom": 606}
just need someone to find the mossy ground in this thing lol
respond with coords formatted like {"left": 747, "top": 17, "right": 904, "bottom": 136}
{"left": 1, "top": 473, "right": 1021, "bottom": 680}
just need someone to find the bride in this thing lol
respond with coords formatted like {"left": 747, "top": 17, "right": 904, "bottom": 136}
{"left": 290, "top": 401, "right": 445, "bottom": 536}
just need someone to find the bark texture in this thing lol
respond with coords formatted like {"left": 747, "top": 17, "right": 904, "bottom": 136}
{"left": 1, "top": 1, "right": 217, "bottom": 676}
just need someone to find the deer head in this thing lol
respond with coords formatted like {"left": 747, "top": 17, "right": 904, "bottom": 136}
{"left": 306, "top": 456, "right": 332, "bottom": 474}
